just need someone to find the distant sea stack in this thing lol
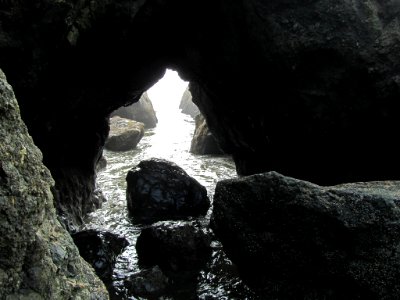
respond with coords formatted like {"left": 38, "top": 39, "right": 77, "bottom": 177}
{"left": 190, "top": 114, "right": 224, "bottom": 155}
{"left": 111, "top": 92, "right": 158, "bottom": 128}
{"left": 179, "top": 87, "right": 200, "bottom": 119}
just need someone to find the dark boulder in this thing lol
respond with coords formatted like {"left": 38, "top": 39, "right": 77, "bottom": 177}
{"left": 124, "top": 265, "right": 169, "bottom": 298}
{"left": 190, "top": 114, "right": 224, "bottom": 155}
{"left": 105, "top": 116, "right": 145, "bottom": 151}
{"left": 211, "top": 171, "right": 400, "bottom": 299}
{"left": 111, "top": 92, "right": 158, "bottom": 128}
{"left": 72, "top": 230, "right": 129, "bottom": 282}
{"left": 136, "top": 221, "right": 212, "bottom": 278}
{"left": 126, "top": 158, "right": 210, "bottom": 224}
{"left": 179, "top": 87, "right": 200, "bottom": 119}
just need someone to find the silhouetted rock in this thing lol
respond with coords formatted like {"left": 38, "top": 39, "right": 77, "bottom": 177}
{"left": 0, "top": 69, "right": 108, "bottom": 299}
{"left": 126, "top": 158, "right": 210, "bottom": 224}
{"left": 136, "top": 221, "right": 212, "bottom": 278}
{"left": 105, "top": 116, "right": 144, "bottom": 151}
{"left": 111, "top": 92, "right": 158, "bottom": 128}
{"left": 124, "top": 266, "right": 169, "bottom": 298}
{"left": 190, "top": 114, "right": 223, "bottom": 155}
{"left": 72, "top": 230, "right": 129, "bottom": 282}
{"left": 211, "top": 171, "right": 400, "bottom": 299}
{"left": 179, "top": 87, "right": 199, "bottom": 118}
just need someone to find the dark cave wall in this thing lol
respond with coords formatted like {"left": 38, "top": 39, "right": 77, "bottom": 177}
{"left": 1, "top": 0, "right": 400, "bottom": 226}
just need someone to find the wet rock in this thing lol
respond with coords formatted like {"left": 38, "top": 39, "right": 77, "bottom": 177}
{"left": 179, "top": 87, "right": 200, "bottom": 119}
{"left": 126, "top": 158, "right": 210, "bottom": 224}
{"left": 136, "top": 221, "right": 212, "bottom": 278}
{"left": 190, "top": 114, "right": 224, "bottom": 155}
{"left": 105, "top": 116, "right": 145, "bottom": 151}
{"left": 111, "top": 92, "right": 158, "bottom": 128}
{"left": 72, "top": 230, "right": 128, "bottom": 282}
{"left": 211, "top": 171, "right": 400, "bottom": 299}
{"left": 124, "top": 265, "right": 169, "bottom": 298}
{"left": 0, "top": 69, "right": 108, "bottom": 299}
{"left": 96, "top": 155, "right": 107, "bottom": 172}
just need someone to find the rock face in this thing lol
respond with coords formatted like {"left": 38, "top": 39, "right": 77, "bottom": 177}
{"left": 190, "top": 114, "right": 224, "bottom": 155}
{"left": 211, "top": 171, "right": 400, "bottom": 299}
{"left": 0, "top": 69, "right": 108, "bottom": 299}
{"left": 105, "top": 116, "right": 145, "bottom": 151}
{"left": 179, "top": 87, "right": 200, "bottom": 118}
{"left": 136, "top": 221, "right": 212, "bottom": 277}
{"left": 1, "top": 0, "right": 400, "bottom": 251}
{"left": 111, "top": 92, "right": 158, "bottom": 128}
{"left": 72, "top": 230, "right": 129, "bottom": 282}
{"left": 126, "top": 159, "right": 210, "bottom": 224}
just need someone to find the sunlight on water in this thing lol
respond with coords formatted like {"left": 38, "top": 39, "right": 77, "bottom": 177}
{"left": 83, "top": 69, "right": 255, "bottom": 299}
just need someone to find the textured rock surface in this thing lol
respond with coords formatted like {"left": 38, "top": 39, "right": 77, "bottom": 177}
{"left": 179, "top": 87, "right": 200, "bottom": 119}
{"left": 126, "top": 159, "right": 210, "bottom": 224}
{"left": 136, "top": 221, "right": 212, "bottom": 277}
{"left": 0, "top": 69, "right": 108, "bottom": 299}
{"left": 105, "top": 116, "right": 145, "bottom": 151}
{"left": 211, "top": 171, "right": 400, "bottom": 299}
{"left": 190, "top": 114, "right": 224, "bottom": 155}
{"left": 72, "top": 230, "right": 129, "bottom": 282}
{"left": 111, "top": 92, "right": 158, "bottom": 128}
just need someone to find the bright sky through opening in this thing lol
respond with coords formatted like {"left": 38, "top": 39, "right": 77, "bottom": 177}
{"left": 147, "top": 69, "right": 188, "bottom": 113}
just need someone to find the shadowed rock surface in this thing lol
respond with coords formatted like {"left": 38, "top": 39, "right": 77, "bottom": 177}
{"left": 190, "top": 114, "right": 224, "bottom": 155}
{"left": 211, "top": 171, "right": 400, "bottom": 299}
{"left": 179, "top": 87, "right": 200, "bottom": 118}
{"left": 1, "top": 0, "right": 400, "bottom": 228}
{"left": 124, "top": 265, "right": 169, "bottom": 298}
{"left": 0, "top": 69, "right": 108, "bottom": 299}
{"left": 136, "top": 221, "right": 212, "bottom": 278}
{"left": 126, "top": 158, "right": 210, "bottom": 224}
{"left": 111, "top": 92, "right": 158, "bottom": 128}
{"left": 72, "top": 229, "right": 129, "bottom": 282}
{"left": 105, "top": 116, "right": 145, "bottom": 151}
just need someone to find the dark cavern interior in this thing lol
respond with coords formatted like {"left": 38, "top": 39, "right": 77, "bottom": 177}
{"left": 1, "top": 0, "right": 400, "bottom": 299}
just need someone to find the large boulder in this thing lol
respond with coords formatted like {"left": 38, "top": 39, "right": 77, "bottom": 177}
{"left": 211, "top": 171, "right": 400, "bottom": 299}
{"left": 179, "top": 87, "right": 200, "bottom": 119}
{"left": 105, "top": 116, "right": 145, "bottom": 151}
{"left": 0, "top": 69, "right": 108, "bottom": 299}
{"left": 190, "top": 114, "right": 224, "bottom": 155}
{"left": 111, "top": 92, "right": 158, "bottom": 128}
{"left": 126, "top": 159, "right": 210, "bottom": 224}
{"left": 72, "top": 230, "right": 129, "bottom": 282}
{"left": 136, "top": 221, "right": 212, "bottom": 277}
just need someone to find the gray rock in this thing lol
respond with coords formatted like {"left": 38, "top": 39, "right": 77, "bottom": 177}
{"left": 179, "top": 87, "right": 200, "bottom": 119}
{"left": 136, "top": 221, "right": 212, "bottom": 277}
{"left": 211, "top": 171, "right": 400, "bottom": 299}
{"left": 126, "top": 158, "right": 210, "bottom": 224}
{"left": 0, "top": 69, "right": 108, "bottom": 299}
{"left": 105, "top": 116, "right": 145, "bottom": 151}
{"left": 96, "top": 155, "right": 107, "bottom": 172}
{"left": 124, "top": 266, "right": 169, "bottom": 298}
{"left": 111, "top": 92, "right": 158, "bottom": 128}
{"left": 190, "top": 114, "right": 224, "bottom": 155}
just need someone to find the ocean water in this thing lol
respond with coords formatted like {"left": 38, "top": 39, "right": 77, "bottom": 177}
{"left": 82, "top": 101, "right": 256, "bottom": 299}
